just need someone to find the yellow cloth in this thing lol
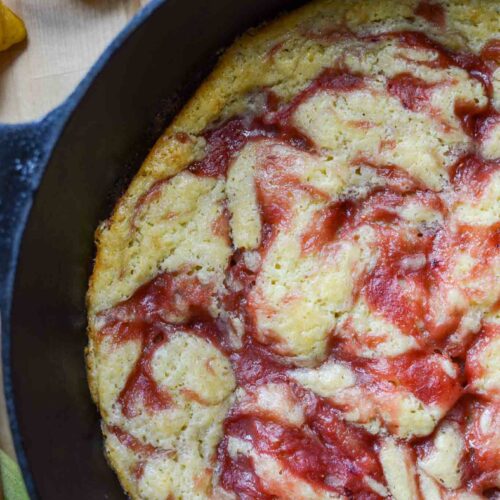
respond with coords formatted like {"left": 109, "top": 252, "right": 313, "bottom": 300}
{"left": 0, "top": 2, "right": 26, "bottom": 51}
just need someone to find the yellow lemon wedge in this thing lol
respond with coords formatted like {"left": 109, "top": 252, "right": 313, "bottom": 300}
{"left": 0, "top": 2, "right": 27, "bottom": 51}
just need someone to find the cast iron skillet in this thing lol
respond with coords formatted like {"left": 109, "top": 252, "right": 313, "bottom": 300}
{"left": 0, "top": 0, "right": 306, "bottom": 497}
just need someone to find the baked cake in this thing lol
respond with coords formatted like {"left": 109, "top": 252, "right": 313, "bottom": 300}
{"left": 86, "top": 0, "right": 500, "bottom": 498}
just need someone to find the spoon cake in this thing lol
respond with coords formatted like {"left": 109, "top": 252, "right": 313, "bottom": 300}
{"left": 86, "top": 0, "right": 500, "bottom": 498}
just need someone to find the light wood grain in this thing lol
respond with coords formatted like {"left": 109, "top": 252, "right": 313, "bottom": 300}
{"left": 0, "top": 0, "right": 150, "bottom": 123}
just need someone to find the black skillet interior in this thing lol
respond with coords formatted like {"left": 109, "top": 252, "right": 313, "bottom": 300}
{"left": 7, "top": 0, "right": 307, "bottom": 497}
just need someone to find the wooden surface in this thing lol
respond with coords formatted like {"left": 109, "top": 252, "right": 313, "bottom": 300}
{"left": 0, "top": 0, "right": 150, "bottom": 124}
{"left": 0, "top": 0, "right": 149, "bottom": 480}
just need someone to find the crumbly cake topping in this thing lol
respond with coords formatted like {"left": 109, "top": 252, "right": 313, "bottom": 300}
{"left": 87, "top": 1, "right": 500, "bottom": 498}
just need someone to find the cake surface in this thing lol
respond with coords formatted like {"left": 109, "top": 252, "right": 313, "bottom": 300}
{"left": 86, "top": 0, "right": 500, "bottom": 498}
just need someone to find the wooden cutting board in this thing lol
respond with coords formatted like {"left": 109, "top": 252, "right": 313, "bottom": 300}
{"left": 0, "top": 0, "right": 150, "bottom": 123}
{"left": 0, "top": 0, "right": 150, "bottom": 478}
